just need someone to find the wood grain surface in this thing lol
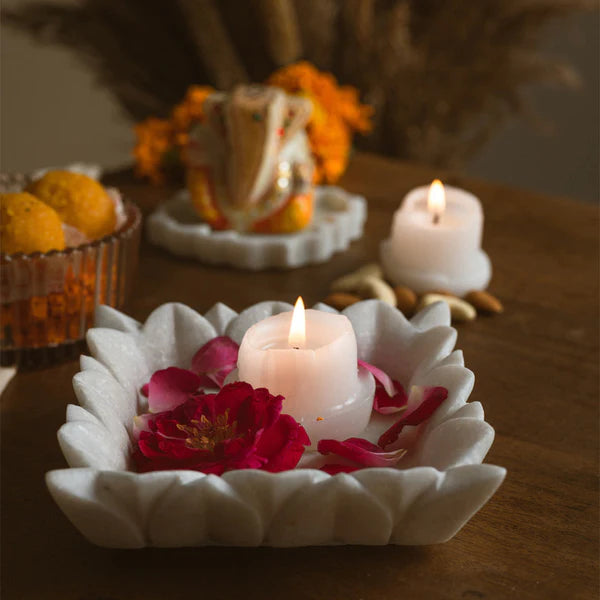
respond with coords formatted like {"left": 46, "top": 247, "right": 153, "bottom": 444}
{"left": 1, "top": 153, "right": 598, "bottom": 600}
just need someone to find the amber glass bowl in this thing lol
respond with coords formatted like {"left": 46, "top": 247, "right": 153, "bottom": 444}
{"left": 0, "top": 201, "right": 141, "bottom": 365}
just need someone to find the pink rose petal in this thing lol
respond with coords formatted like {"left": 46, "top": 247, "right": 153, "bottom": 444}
{"left": 373, "top": 379, "right": 409, "bottom": 414}
{"left": 358, "top": 359, "right": 396, "bottom": 397}
{"left": 318, "top": 437, "right": 407, "bottom": 468}
{"left": 147, "top": 367, "right": 203, "bottom": 413}
{"left": 378, "top": 386, "right": 448, "bottom": 448}
{"left": 191, "top": 336, "right": 239, "bottom": 387}
{"left": 358, "top": 359, "right": 409, "bottom": 414}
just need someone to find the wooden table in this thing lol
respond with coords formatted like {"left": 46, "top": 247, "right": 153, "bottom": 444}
{"left": 1, "top": 154, "right": 598, "bottom": 599}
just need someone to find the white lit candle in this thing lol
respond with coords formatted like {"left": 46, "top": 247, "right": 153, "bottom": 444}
{"left": 380, "top": 180, "right": 491, "bottom": 295}
{"left": 237, "top": 298, "right": 374, "bottom": 444}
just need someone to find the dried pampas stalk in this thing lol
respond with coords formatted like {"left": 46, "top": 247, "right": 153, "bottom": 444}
{"left": 177, "top": 0, "right": 248, "bottom": 90}
{"left": 339, "top": 0, "right": 375, "bottom": 85}
{"left": 366, "top": 0, "right": 419, "bottom": 152}
{"left": 2, "top": 0, "right": 592, "bottom": 167}
{"left": 292, "top": 0, "right": 340, "bottom": 70}
{"left": 254, "top": 0, "right": 302, "bottom": 66}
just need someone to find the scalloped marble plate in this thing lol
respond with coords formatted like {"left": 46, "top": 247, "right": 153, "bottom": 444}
{"left": 146, "top": 186, "right": 366, "bottom": 269}
{"left": 46, "top": 300, "right": 505, "bottom": 547}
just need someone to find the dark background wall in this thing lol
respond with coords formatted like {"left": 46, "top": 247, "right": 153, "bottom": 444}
{"left": 468, "top": 12, "right": 599, "bottom": 202}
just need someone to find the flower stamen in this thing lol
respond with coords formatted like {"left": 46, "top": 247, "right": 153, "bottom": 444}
{"left": 177, "top": 409, "right": 238, "bottom": 451}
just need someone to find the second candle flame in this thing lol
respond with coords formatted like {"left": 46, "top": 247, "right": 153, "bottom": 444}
{"left": 428, "top": 179, "right": 446, "bottom": 225}
{"left": 288, "top": 296, "right": 306, "bottom": 348}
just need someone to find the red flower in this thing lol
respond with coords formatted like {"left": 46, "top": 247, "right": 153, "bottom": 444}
{"left": 133, "top": 382, "right": 310, "bottom": 475}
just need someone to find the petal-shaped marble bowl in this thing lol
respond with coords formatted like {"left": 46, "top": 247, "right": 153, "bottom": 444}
{"left": 146, "top": 186, "right": 366, "bottom": 269}
{"left": 46, "top": 300, "right": 505, "bottom": 547}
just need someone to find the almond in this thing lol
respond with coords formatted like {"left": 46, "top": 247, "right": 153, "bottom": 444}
{"left": 324, "top": 292, "right": 362, "bottom": 310}
{"left": 394, "top": 285, "right": 418, "bottom": 315}
{"left": 465, "top": 290, "right": 504, "bottom": 314}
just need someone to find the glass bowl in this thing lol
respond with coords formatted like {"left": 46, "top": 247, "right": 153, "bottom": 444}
{"left": 0, "top": 201, "right": 141, "bottom": 366}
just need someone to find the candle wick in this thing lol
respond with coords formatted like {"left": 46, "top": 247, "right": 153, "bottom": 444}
{"left": 432, "top": 212, "right": 440, "bottom": 225}
{"left": 293, "top": 346, "right": 300, "bottom": 350}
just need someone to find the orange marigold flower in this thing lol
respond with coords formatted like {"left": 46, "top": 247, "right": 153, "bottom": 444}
{"left": 267, "top": 61, "right": 372, "bottom": 183}
{"left": 133, "top": 117, "right": 174, "bottom": 185}
{"left": 171, "top": 85, "right": 214, "bottom": 136}
{"left": 308, "top": 116, "right": 352, "bottom": 183}
{"left": 133, "top": 86, "right": 214, "bottom": 185}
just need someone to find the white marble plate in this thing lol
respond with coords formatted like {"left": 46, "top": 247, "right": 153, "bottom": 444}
{"left": 146, "top": 186, "right": 366, "bottom": 269}
{"left": 46, "top": 300, "right": 505, "bottom": 547}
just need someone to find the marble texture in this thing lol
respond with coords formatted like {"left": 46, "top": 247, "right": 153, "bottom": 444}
{"left": 146, "top": 187, "right": 366, "bottom": 269}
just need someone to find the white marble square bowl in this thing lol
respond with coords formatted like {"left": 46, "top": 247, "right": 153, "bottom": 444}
{"left": 46, "top": 300, "right": 505, "bottom": 548}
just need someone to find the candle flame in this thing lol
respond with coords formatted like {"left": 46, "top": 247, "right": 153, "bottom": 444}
{"left": 428, "top": 179, "right": 446, "bottom": 224}
{"left": 288, "top": 296, "right": 306, "bottom": 348}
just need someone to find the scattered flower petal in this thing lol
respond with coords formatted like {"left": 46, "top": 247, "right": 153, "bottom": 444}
{"left": 378, "top": 386, "right": 448, "bottom": 448}
{"left": 359, "top": 359, "right": 409, "bottom": 414}
{"left": 318, "top": 437, "right": 407, "bottom": 468}
{"left": 372, "top": 379, "right": 409, "bottom": 415}
{"left": 147, "top": 367, "right": 203, "bottom": 413}
{"left": 191, "top": 336, "right": 239, "bottom": 387}
{"left": 358, "top": 359, "right": 395, "bottom": 397}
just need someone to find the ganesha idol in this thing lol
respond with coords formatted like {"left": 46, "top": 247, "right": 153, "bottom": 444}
{"left": 184, "top": 85, "right": 315, "bottom": 234}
